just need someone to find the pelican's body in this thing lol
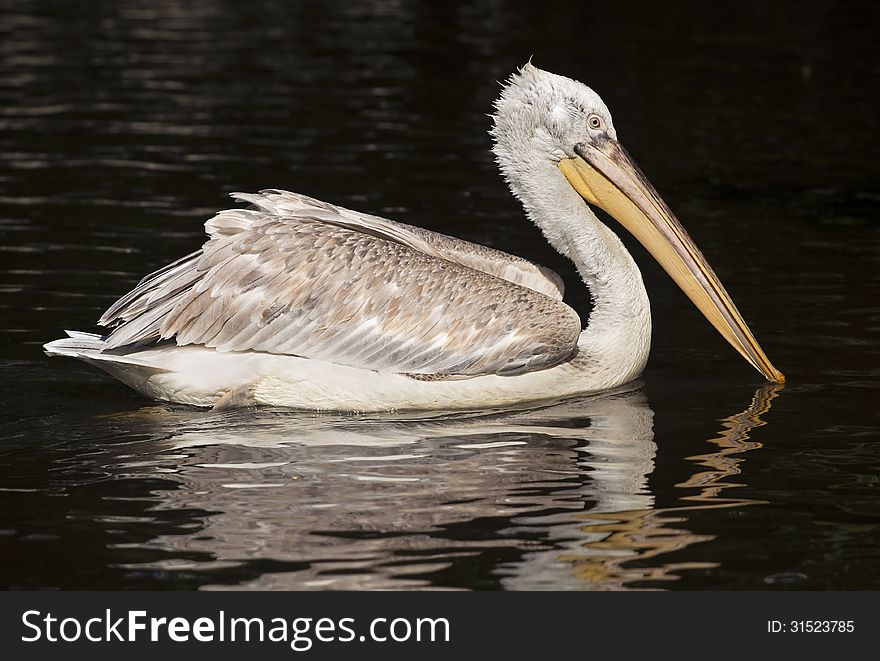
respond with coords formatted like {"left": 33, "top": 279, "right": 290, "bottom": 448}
{"left": 45, "top": 65, "right": 782, "bottom": 411}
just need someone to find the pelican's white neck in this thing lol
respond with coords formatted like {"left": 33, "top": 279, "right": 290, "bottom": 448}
{"left": 495, "top": 149, "right": 652, "bottom": 383}
{"left": 487, "top": 64, "right": 653, "bottom": 384}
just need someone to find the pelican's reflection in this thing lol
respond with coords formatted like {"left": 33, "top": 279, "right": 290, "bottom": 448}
{"left": 503, "top": 384, "right": 781, "bottom": 589}
{"left": 100, "top": 384, "right": 780, "bottom": 590}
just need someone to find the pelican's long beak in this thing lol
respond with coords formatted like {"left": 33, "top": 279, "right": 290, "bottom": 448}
{"left": 559, "top": 138, "right": 784, "bottom": 383}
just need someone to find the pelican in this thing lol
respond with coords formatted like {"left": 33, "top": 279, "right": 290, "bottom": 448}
{"left": 45, "top": 64, "right": 784, "bottom": 411}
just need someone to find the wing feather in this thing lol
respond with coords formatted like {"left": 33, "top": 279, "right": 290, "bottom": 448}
{"left": 220, "top": 190, "right": 566, "bottom": 300}
{"left": 99, "top": 190, "right": 581, "bottom": 376}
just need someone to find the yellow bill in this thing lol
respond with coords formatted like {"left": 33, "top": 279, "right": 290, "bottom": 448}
{"left": 559, "top": 138, "right": 784, "bottom": 383}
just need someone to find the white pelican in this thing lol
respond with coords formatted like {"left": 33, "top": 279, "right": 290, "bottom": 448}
{"left": 45, "top": 64, "right": 784, "bottom": 411}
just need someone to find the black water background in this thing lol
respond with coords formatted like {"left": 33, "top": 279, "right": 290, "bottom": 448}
{"left": 0, "top": 0, "right": 878, "bottom": 590}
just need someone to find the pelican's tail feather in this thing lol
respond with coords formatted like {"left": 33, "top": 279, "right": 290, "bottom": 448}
{"left": 43, "top": 331, "right": 170, "bottom": 371}
{"left": 43, "top": 330, "right": 105, "bottom": 358}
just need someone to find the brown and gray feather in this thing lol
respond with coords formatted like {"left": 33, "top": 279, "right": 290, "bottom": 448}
{"left": 99, "top": 190, "right": 581, "bottom": 376}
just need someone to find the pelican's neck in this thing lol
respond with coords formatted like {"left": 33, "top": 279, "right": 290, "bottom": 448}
{"left": 505, "top": 159, "right": 652, "bottom": 383}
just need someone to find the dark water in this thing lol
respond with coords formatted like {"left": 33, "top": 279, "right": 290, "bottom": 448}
{"left": 1, "top": 0, "right": 878, "bottom": 590}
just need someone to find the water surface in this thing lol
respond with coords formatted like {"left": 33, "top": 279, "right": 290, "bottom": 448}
{"left": 1, "top": 0, "right": 878, "bottom": 589}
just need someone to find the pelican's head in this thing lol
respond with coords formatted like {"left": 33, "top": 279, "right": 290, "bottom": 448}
{"left": 491, "top": 63, "right": 783, "bottom": 384}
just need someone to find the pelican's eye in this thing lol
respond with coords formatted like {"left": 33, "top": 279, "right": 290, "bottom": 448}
{"left": 587, "top": 114, "right": 604, "bottom": 130}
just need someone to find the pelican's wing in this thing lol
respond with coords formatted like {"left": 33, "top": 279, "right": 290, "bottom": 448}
{"left": 99, "top": 191, "right": 581, "bottom": 377}
{"left": 213, "top": 190, "right": 566, "bottom": 300}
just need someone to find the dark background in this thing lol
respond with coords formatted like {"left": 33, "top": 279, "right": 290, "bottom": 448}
{"left": 0, "top": 0, "right": 878, "bottom": 589}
